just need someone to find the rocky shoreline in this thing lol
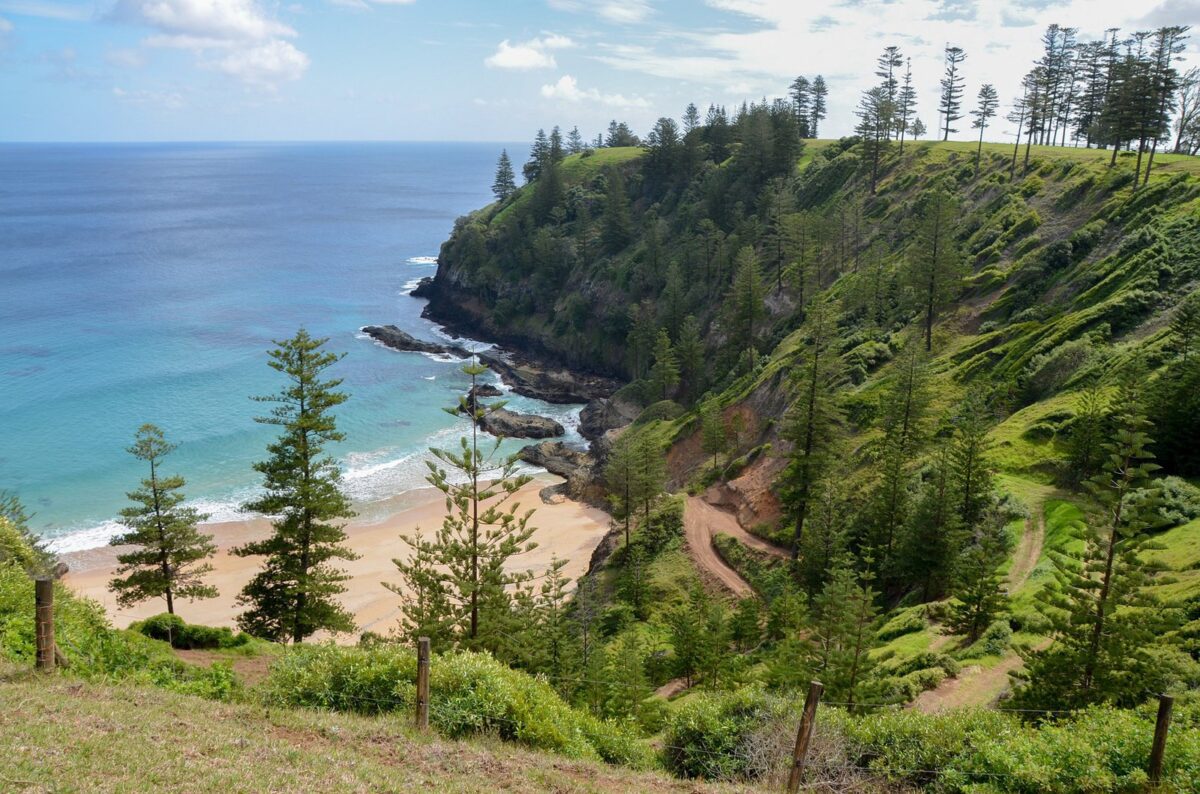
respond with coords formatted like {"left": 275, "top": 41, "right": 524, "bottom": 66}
{"left": 366, "top": 274, "right": 644, "bottom": 575}
{"left": 361, "top": 324, "right": 619, "bottom": 404}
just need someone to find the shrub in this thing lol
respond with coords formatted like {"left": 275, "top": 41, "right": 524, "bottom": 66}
{"left": 261, "top": 645, "right": 653, "bottom": 767}
{"left": 1144, "top": 476, "right": 1200, "bottom": 529}
{"left": 1018, "top": 177, "right": 1044, "bottom": 198}
{"left": 132, "top": 612, "right": 250, "bottom": 650}
{"left": 634, "top": 400, "right": 684, "bottom": 425}
{"left": 0, "top": 563, "right": 239, "bottom": 699}
{"left": 662, "top": 687, "right": 797, "bottom": 780}
{"left": 0, "top": 516, "right": 53, "bottom": 575}
{"left": 839, "top": 708, "right": 1017, "bottom": 787}
{"left": 1020, "top": 337, "right": 1096, "bottom": 402}
{"left": 974, "top": 619, "right": 1013, "bottom": 657}
{"left": 1068, "top": 219, "right": 1106, "bottom": 262}
{"left": 640, "top": 495, "right": 684, "bottom": 555}
{"left": 1103, "top": 168, "right": 1137, "bottom": 192}
{"left": 876, "top": 607, "right": 925, "bottom": 642}
{"left": 883, "top": 651, "right": 960, "bottom": 679}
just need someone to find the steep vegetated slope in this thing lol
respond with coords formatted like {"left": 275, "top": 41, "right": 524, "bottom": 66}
{"left": 425, "top": 120, "right": 1200, "bottom": 723}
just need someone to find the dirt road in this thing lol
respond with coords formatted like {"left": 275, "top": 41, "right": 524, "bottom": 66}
{"left": 682, "top": 494, "right": 787, "bottom": 597}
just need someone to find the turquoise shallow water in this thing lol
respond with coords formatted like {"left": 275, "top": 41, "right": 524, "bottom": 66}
{"left": 0, "top": 142, "right": 568, "bottom": 551}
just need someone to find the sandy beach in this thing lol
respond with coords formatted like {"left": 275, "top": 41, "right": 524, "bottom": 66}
{"left": 62, "top": 473, "right": 612, "bottom": 641}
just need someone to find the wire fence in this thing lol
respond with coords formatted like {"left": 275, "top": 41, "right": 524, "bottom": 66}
{"left": 28, "top": 580, "right": 1180, "bottom": 794}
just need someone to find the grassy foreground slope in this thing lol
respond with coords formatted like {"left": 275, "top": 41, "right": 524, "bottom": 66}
{"left": 0, "top": 668, "right": 748, "bottom": 794}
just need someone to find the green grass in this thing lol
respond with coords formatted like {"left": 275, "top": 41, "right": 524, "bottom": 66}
{"left": 875, "top": 626, "right": 935, "bottom": 659}
{"left": 988, "top": 392, "right": 1076, "bottom": 479}
{"left": 560, "top": 146, "right": 644, "bottom": 180}
{"left": 489, "top": 146, "right": 646, "bottom": 236}
{"left": 1148, "top": 517, "right": 1200, "bottom": 601}
{"left": 1010, "top": 499, "right": 1087, "bottom": 621}
{"left": 0, "top": 669, "right": 745, "bottom": 793}
{"left": 902, "top": 139, "right": 1200, "bottom": 177}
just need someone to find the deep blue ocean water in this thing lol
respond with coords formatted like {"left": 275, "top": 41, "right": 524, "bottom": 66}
{"left": 0, "top": 141, "right": 567, "bottom": 551}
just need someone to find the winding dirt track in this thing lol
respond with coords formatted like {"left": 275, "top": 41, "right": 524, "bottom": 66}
{"left": 1005, "top": 514, "right": 1046, "bottom": 594}
{"left": 682, "top": 495, "right": 788, "bottom": 597}
{"left": 913, "top": 514, "right": 1049, "bottom": 713}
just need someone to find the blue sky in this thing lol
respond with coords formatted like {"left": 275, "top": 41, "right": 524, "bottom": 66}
{"left": 1, "top": 0, "right": 1197, "bottom": 142}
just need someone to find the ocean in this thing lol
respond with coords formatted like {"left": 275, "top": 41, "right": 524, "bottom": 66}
{"left": 0, "top": 141, "right": 573, "bottom": 552}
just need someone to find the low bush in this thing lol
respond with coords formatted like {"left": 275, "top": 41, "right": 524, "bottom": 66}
{"left": 260, "top": 645, "right": 654, "bottom": 767}
{"left": 662, "top": 686, "right": 798, "bottom": 780}
{"left": 711, "top": 534, "right": 788, "bottom": 601}
{"left": 638, "top": 494, "right": 685, "bottom": 556}
{"left": 876, "top": 607, "right": 925, "bottom": 642}
{"left": 960, "top": 619, "right": 1013, "bottom": 658}
{"left": 665, "top": 688, "right": 1200, "bottom": 791}
{"left": 0, "top": 562, "right": 238, "bottom": 700}
{"left": 1145, "top": 476, "right": 1200, "bottom": 529}
{"left": 1020, "top": 337, "right": 1097, "bottom": 402}
{"left": 132, "top": 612, "right": 250, "bottom": 650}
{"left": 634, "top": 400, "right": 684, "bottom": 425}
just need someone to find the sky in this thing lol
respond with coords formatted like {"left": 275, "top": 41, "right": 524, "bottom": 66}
{"left": 1, "top": 0, "right": 1198, "bottom": 142}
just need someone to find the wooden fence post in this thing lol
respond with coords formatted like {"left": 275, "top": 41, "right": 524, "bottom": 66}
{"left": 35, "top": 578, "right": 55, "bottom": 673}
{"left": 415, "top": 636, "right": 430, "bottom": 730}
{"left": 1148, "top": 693, "right": 1174, "bottom": 787}
{"left": 785, "top": 680, "right": 823, "bottom": 794}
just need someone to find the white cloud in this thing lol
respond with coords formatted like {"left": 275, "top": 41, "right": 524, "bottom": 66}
{"left": 108, "top": 0, "right": 306, "bottom": 88}
{"left": 540, "top": 74, "right": 649, "bottom": 107}
{"left": 0, "top": 15, "right": 11, "bottom": 32}
{"left": 0, "top": 1, "right": 92, "bottom": 22}
{"left": 110, "top": 0, "right": 295, "bottom": 41}
{"left": 548, "top": 0, "right": 652, "bottom": 24}
{"left": 485, "top": 33, "right": 574, "bottom": 70}
{"left": 328, "top": 0, "right": 415, "bottom": 9}
{"left": 487, "top": 39, "right": 557, "bottom": 69}
{"left": 1141, "top": 0, "right": 1200, "bottom": 26}
{"left": 112, "top": 85, "right": 185, "bottom": 109}
{"left": 598, "top": 0, "right": 652, "bottom": 23}
{"left": 143, "top": 33, "right": 237, "bottom": 49}
{"left": 212, "top": 39, "right": 309, "bottom": 86}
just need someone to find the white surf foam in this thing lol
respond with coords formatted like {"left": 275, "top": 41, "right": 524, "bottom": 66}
{"left": 407, "top": 256, "right": 438, "bottom": 265}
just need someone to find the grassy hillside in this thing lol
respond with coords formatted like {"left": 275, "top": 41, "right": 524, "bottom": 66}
{"left": 425, "top": 129, "right": 1200, "bottom": 719}
{"left": 0, "top": 668, "right": 745, "bottom": 793}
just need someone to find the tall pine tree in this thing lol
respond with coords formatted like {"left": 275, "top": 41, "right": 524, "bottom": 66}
{"left": 970, "top": 83, "right": 999, "bottom": 176}
{"left": 781, "top": 298, "right": 843, "bottom": 559}
{"left": 939, "top": 46, "right": 967, "bottom": 140}
{"left": 109, "top": 424, "right": 216, "bottom": 614}
{"left": 492, "top": 149, "right": 516, "bottom": 200}
{"left": 904, "top": 188, "right": 963, "bottom": 351}
{"left": 1017, "top": 370, "right": 1181, "bottom": 709}
{"left": 235, "top": 330, "right": 358, "bottom": 643}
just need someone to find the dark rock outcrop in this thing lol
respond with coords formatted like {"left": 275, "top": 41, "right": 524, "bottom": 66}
{"left": 409, "top": 277, "right": 436, "bottom": 298}
{"left": 479, "top": 408, "right": 564, "bottom": 439}
{"left": 518, "top": 441, "right": 606, "bottom": 506}
{"left": 364, "top": 324, "right": 618, "bottom": 405}
{"left": 463, "top": 384, "right": 503, "bottom": 412}
{"left": 361, "top": 325, "right": 471, "bottom": 358}
{"left": 474, "top": 349, "right": 621, "bottom": 405}
{"left": 518, "top": 440, "right": 591, "bottom": 479}
{"left": 579, "top": 395, "right": 641, "bottom": 441}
